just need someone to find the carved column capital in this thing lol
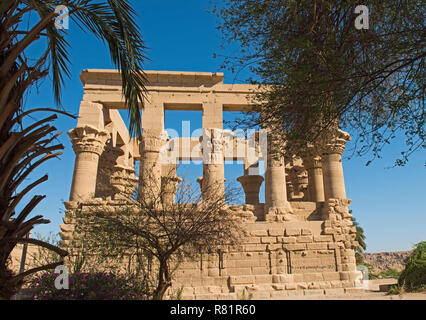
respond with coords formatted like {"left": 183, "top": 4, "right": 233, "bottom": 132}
{"left": 68, "top": 125, "right": 110, "bottom": 155}
{"left": 200, "top": 128, "right": 224, "bottom": 164}
{"left": 99, "top": 145, "right": 125, "bottom": 167}
{"left": 161, "top": 175, "right": 182, "bottom": 197}
{"left": 320, "top": 129, "right": 351, "bottom": 156}
{"left": 237, "top": 175, "right": 264, "bottom": 205}
{"left": 302, "top": 155, "right": 322, "bottom": 170}
{"left": 140, "top": 136, "right": 162, "bottom": 153}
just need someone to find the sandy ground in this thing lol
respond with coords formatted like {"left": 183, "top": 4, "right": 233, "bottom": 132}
{"left": 284, "top": 291, "right": 426, "bottom": 300}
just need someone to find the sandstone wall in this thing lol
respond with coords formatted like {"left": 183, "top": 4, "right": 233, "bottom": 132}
{"left": 59, "top": 198, "right": 363, "bottom": 299}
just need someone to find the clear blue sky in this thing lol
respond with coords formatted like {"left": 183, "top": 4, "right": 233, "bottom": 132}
{"left": 22, "top": 0, "right": 425, "bottom": 253}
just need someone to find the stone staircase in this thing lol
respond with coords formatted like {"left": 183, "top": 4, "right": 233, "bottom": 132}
{"left": 174, "top": 273, "right": 364, "bottom": 300}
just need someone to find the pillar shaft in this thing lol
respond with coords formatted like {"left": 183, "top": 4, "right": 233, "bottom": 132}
{"left": 303, "top": 156, "right": 325, "bottom": 202}
{"left": 265, "top": 155, "right": 290, "bottom": 208}
{"left": 161, "top": 176, "right": 182, "bottom": 206}
{"left": 68, "top": 125, "right": 109, "bottom": 201}
{"left": 263, "top": 128, "right": 294, "bottom": 221}
{"left": 321, "top": 129, "right": 351, "bottom": 200}
{"left": 111, "top": 166, "right": 138, "bottom": 200}
{"left": 138, "top": 130, "right": 162, "bottom": 204}
{"left": 322, "top": 153, "right": 346, "bottom": 199}
{"left": 201, "top": 128, "right": 225, "bottom": 200}
{"left": 95, "top": 146, "right": 124, "bottom": 199}
{"left": 287, "top": 165, "right": 308, "bottom": 201}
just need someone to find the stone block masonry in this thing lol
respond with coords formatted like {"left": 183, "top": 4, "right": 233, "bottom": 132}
{"left": 62, "top": 70, "right": 362, "bottom": 299}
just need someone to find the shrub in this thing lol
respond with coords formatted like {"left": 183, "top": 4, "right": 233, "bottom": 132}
{"left": 29, "top": 271, "right": 152, "bottom": 300}
{"left": 387, "top": 285, "right": 403, "bottom": 295}
{"left": 398, "top": 241, "right": 426, "bottom": 291}
{"left": 378, "top": 268, "right": 401, "bottom": 279}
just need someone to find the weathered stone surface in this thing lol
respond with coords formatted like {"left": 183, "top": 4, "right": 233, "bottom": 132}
{"left": 58, "top": 69, "right": 360, "bottom": 300}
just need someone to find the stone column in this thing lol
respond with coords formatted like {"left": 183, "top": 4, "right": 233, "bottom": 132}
{"left": 160, "top": 162, "right": 182, "bottom": 206}
{"left": 111, "top": 165, "right": 138, "bottom": 201}
{"left": 68, "top": 125, "right": 110, "bottom": 201}
{"left": 321, "top": 129, "right": 351, "bottom": 200}
{"left": 302, "top": 156, "right": 325, "bottom": 202}
{"left": 287, "top": 164, "right": 308, "bottom": 201}
{"left": 264, "top": 132, "right": 293, "bottom": 221}
{"left": 161, "top": 176, "right": 182, "bottom": 206}
{"left": 95, "top": 145, "right": 124, "bottom": 199}
{"left": 138, "top": 129, "right": 162, "bottom": 205}
{"left": 237, "top": 175, "right": 264, "bottom": 205}
{"left": 201, "top": 128, "right": 225, "bottom": 200}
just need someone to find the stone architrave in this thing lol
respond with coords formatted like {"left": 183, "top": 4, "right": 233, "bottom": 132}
{"left": 68, "top": 125, "right": 110, "bottom": 201}
{"left": 320, "top": 129, "right": 351, "bottom": 200}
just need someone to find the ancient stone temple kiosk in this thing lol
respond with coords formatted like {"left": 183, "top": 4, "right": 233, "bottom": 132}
{"left": 61, "top": 69, "right": 363, "bottom": 299}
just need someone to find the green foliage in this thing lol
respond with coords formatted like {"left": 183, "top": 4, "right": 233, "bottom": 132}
{"left": 73, "top": 177, "right": 243, "bottom": 300}
{"left": 378, "top": 268, "right": 401, "bottom": 280}
{"left": 29, "top": 233, "right": 91, "bottom": 275}
{"left": 240, "top": 288, "right": 253, "bottom": 300}
{"left": 169, "top": 286, "right": 184, "bottom": 300}
{"left": 398, "top": 241, "right": 426, "bottom": 291}
{"left": 358, "top": 264, "right": 401, "bottom": 281}
{"left": 213, "top": 0, "right": 425, "bottom": 165}
{"left": 1, "top": 0, "right": 148, "bottom": 299}
{"left": 29, "top": 271, "right": 151, "bottom": 300}
{"left": 29, "top": 233, "right": 62, "bottom": 269}
{"left": 387, "top": 284, "right": 403, "bottom": 295}
{"left": 351, "top": 213, "right": 367, "bottom": 264}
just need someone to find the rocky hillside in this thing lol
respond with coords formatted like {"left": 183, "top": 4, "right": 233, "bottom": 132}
{"left": 364, "top": 251, "right": 412, "bottom": 273}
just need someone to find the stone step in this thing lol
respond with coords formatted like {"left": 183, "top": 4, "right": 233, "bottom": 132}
{"left": 180, "top": 287, "right": 364, "bottom": 300}
{"left": 174, "top": 280, "right": 364, "bottom": 300}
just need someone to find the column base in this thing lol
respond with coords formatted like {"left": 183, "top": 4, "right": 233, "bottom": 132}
{"left": 264, "top": 204, "right": 295, "bottom": 222}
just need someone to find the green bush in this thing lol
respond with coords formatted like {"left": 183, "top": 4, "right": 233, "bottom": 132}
{"left": 398, "top": 241, "right": 426, "bottom": 291}
{"left": 29, "top": 271, "right": 152, "bottom": 300}
{"left": 387, "top": 285, "right": 403, "bottom": 295}
{"left": 378, "top": 268, "right": 401, "bottom": 279}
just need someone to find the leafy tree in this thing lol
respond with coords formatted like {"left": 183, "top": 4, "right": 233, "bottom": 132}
{"left": 378, "top": 268, "right": 400, "bottom": 280}
{"left": 73, "top": 175, "right": 244, "bottom": 300}
{"left": 398, "top": 241, "right": 426, "bottom": 291}
{"left": 213, "top": 0, "right": 424, "bottom": 165}
{"left": 0, "top": 0, "right": 147, "bottom": 299}
{"left": 29, "top": 271, "right": 151, "bottom": 300}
